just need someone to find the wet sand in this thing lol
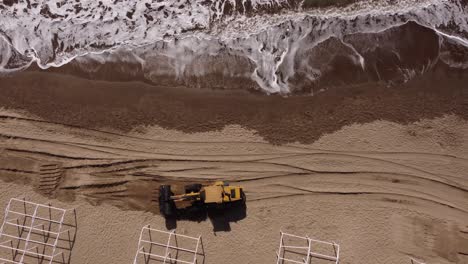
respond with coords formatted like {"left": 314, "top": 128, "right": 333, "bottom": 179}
{"left": 1, "top": 61, "right": 468, "bottom": 144}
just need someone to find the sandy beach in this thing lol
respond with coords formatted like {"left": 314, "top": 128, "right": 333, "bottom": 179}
{"left": 0, "top": 72, "right": 467, "bottom": 263}
{"left": 1, "top": 0, "right": 468, "bottom": 262}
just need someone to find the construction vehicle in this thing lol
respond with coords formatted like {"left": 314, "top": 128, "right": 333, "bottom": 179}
{"left": 159, "top": 181, "right": 246, "bottom": 217}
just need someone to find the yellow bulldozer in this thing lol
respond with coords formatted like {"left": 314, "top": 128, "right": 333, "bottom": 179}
{"left": 159, "top": 181, "right": 246, "bottom": 217}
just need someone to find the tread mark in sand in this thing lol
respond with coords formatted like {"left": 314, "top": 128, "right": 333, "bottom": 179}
{"left": 37, "top": 163, "right": 64, "bottom": 197}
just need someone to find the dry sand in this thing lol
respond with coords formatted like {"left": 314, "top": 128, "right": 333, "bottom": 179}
{"left": 1, "top": 108, "right": 467, "bottom": 264}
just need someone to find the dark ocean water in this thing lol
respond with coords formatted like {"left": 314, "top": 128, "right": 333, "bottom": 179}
{"left": 1, "top": 0, "right": 467, "bottom": 94}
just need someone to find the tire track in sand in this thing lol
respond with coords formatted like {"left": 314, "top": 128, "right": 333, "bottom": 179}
{"left": 0, "top": 113, "right": 467, "bottom": 214}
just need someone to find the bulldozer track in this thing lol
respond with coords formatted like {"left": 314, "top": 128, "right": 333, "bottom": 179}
{"left": 0, "top": 112, "right": 466, "bottom": 212}
{"left": 37, "top": 163, "right": 64, "bottom": 197}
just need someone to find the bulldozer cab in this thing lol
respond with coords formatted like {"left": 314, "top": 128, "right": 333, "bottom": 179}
{"left": 201, "top": 185, "right": 224, "bottom": 203}
{"left": 201, "top": 181, "right": 244, "bottom": 204}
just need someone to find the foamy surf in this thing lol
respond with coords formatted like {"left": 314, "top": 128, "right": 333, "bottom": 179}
{"left": 0, "top": 0, "right": 467, "bottom": 93}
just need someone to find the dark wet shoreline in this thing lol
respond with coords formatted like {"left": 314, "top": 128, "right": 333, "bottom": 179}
{"left": 1, "top": 59, "right": 467, "bottom": 144}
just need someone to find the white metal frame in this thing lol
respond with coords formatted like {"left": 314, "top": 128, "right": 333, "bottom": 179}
{"left": 0, "top": 198, "right": 71, "bottom": 264}
{"left": 133, "top": 225, "right": 203, "bottom": 264}
{"left": 411, "top": 258, "right": 426, "bottom": 264}
{"left": 276, "top": 231, "right": 340, "bottom": 264}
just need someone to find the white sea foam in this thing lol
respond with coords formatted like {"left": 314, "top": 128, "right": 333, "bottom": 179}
{"left": 0, "top": 0, "right": 467, "bottom": 93}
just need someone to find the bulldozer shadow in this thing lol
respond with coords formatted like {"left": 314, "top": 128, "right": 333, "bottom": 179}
{"left": 164, "top": 202, "right": 247, "bottom": 232}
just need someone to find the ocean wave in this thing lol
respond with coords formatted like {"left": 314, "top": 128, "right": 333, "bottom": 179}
{"left": 1, "top": 0, "right": 467, "bottom": 93}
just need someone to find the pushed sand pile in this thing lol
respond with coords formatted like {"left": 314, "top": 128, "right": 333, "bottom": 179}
{"left": 0, "top": 109, "right": 467, "bottom": 263}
